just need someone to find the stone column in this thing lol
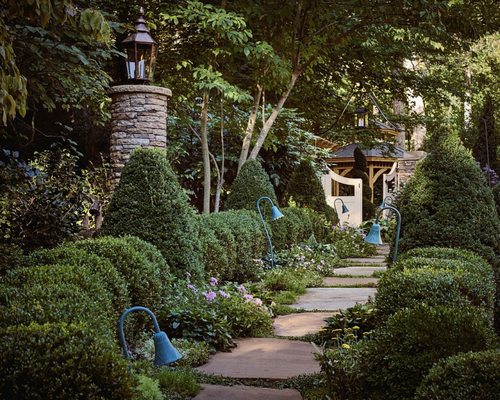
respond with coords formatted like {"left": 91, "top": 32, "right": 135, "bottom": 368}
{"left": 109, "top": 85, "right": 172, "bottom": 189}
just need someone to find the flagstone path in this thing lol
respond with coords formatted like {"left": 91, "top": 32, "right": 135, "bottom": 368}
{"left": 193, "top": 244, "right": 389, "bottom": 399}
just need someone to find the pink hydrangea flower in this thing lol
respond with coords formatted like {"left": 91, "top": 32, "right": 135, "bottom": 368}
{"left": 253, "top": 298, "right": 263, "bottom": 306}
{"left": 209, "top": 277, "right": 218, "bottom": 286}
{"left": 237, "top": 284, "right": 247, "bottom": 294}
{"left": 243, "top": 294, "right": 254, "bottom": 302}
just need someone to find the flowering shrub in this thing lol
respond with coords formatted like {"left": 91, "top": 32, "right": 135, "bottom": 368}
{"left": 328, "top": 225, "right": 376, "bottom": 258}
{"left": 277, "top": 242, "right": 340, "bottom": 276}
{"left": 160, "top": 277, "right": 272, "bottom": 351}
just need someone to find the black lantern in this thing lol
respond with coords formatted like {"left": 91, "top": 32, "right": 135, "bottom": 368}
{"left": 121, "top": 7, "right": 157, "bottom": 84}
{"left": 354, "top": 107, "right": 369, "bottom": 128}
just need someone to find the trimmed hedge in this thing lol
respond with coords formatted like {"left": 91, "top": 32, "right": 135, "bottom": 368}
{"left": 225, "top": 159, "right": 277, "bottom": 212}
{"left": 399, "top": 246, "right": 491, "bottom": 270}
{"left": 269, "top": 207, "right": 304, "bottom": 250}
{"left": 0, "top": 281, "right": 113, "bottom": 336}
{"left": 392, "top": 256, "right": 495, "bottom": 316}
{"left": 375, "top": 267, "right": 475, "bottom": 317}
{"left": 101, "top": 147, "right": 203, "bottom": 280}
{"left": 0, "top": 243, "right": 24, "bottom": 275}
{"left": 72, "top": 237, "right": 166, "bottom": 312}
{"left": 358, "top": 305, "right": 496, "bottom": 400}
{"left": 205, "top": 210, "right": 266, "bottom": 282}
{"left": 0, "top": 322, "right": 137, "bottom": 400}
{"left": 416, "top": 350, "right": 500, "bottom": 400}
{"left": 285, "top": 160, "right": 338, "bottom": 223}
{"left": 196, "top": 216, "right": 230, "bottom": 280}
{"left": 27, "top": 246, "right": 130, "bottom": 316}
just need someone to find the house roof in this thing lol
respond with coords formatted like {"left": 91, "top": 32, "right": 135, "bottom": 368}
{"left": 331, "top": 143, "right": 406, "bottom": 159}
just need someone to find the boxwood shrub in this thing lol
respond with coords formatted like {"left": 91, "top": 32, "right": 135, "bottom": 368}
{"left": 358, "top": 305, "right": 496, "bottom": 400}
{"left": 416, "top": 350, "right": 500, "bottom": 400}
{"left": 225, "top": 159, "right": 277, "bottom": 212}
{"left": 0, "top": 322, "right": 137, "bottom": 400}
{"left": 269, "top": 207, "right": 304, "bottom": 250}
{"left": 0, "top": 281, "right": 113, "bottom": 336}
{"left": 375, "top": 267, "right": 474, "bottom": 318}
{"left": 392, "top": 256, "right": 495, "bottom": 317}
{"left": 101, "top": 147, "right": 203, "bottom": 280}
{"left": 0, "top": 243, "right": 24, "bottom": 275}
{"left": 27, "top": 246, "right": 130, "bottom": 316}
{"left": 72, "top": 237, "right": 166, "bottom": 312}
{"left": 200, "top": 213, "right": 237, "bottom": 281}
{"left": 196, "top": 216, "right": 230, "bottom": 281}
{"left": 205, "top": 210, "right": 266, "bottom": 282}
{"left": 399, "top": 247, "right": 491, "bottom": 271}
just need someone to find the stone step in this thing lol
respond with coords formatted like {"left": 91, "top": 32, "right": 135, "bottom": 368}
{"left": 273, "top": 312, "right": 333, "bottom": 337}
{"left": 344, "top": 257, "right": 387, "bottom": 265}
{"left": 333, "top": 266, "right": 386, "bottom": 277}
{"left": 290, "top": 287, "right": 376, "bottom": 311}
{"left": 196, "top": 338, "right": 320, "bottom": 380}
{"left": 322, "top": 277, "right": 378, "bottom": 287}
{"left": 193, "top": 385, "right": 302, "bottom": 400}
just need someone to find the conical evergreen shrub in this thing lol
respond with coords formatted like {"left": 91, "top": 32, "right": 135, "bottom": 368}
{"left": 396, "top": 129, "right": 500, "bottom": 328}
{"left": 286, "top": 160, "right": 338, "bottom": 223}
{"left": 351, "top": 147, "right": 375, "bottom": 221}
{"left": 101, "top": 148, "right": 203, "bottom": 280}
{"left": 225, "top": 159, "right": 277, "bottom": 211}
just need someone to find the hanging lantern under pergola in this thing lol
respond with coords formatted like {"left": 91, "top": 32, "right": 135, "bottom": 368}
{"left": 121, "top": 7, "right": 157, "bottom": 84}
{"left": 354, "top": 107, "right": 369, "bottom": 128}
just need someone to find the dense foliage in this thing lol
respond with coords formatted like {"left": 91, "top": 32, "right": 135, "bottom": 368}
{"left": 416, "top": 350, "right": 500, "bottom": 400}
{"left": 285, "top": 160, "right": 337, "bottom": 223}
{"left": 351, "top": 147, "right": 375, "bottom": 221}
{"left": 225, "top": 159, "right": 277, "bottom": 212}
{"left": 101, "top": 148, "right": 203, "bottom": 280}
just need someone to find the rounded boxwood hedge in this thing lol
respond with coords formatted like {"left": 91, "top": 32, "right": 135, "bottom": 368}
{"left": 101, "top": 147, "right": 203, "bottom": 280}
{"left": 27, "top": 246, "right": 130, "bottom": 316}
{"left": 358, "top": 305, "right": 496, "bottom": 400}
{"left": 225, "top": 159, "right": 277, "bottom": 212}
{"left": 269, "top": 207, "right": 304, "bottom": 250}
{"left": 415, "top": 350, "right": 500, "bottom": 400}
{"left": 0, "top": 322, "right": 138, "bottom": 400}
{"left": 0, "top": 281, "right": 113, "bottom": 336}
{"left": 399, "top": 247, "right": 491, "bottom": 270}
{"left": 72, "top": 237, "right": 166, "bottom": 312}
{"left": 374, "top": 267, "right": 493, "bottom": 318}
{"left": 196, "top": 216, "right": 230, "bottom": 281}
{"left": 392, "top": 256, "right": 495, "bottom": 317}
{"left": 206, "top": 210, "right": 266, "bottom": 282}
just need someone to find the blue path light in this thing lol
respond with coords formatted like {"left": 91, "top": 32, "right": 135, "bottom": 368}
{"left": 119, "top": 306, "right": 181, "bottom": 366}
{"left": 364, "top": 204, "right": 401, "bottom": 262}
{"left": 256, "top": 196, "right": 284, "bottom": 269}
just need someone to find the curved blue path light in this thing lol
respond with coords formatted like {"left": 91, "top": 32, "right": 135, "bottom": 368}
{"left": 364, "top": 204, "right": 401, "bottom": 262}
{"left": 119, "top": 306, "right": 181, "bottom": 366}
{"left": 256, "top": 196, "right": 284, "bottom": 269}
{"left": 334, "top": 198, "right": 349, "bottom": 215}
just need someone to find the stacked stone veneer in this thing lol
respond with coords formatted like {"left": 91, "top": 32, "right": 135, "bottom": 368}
{"left": 109, "top": 85, "right": 171, "bottom": 189}
{"left": 397, "top": 151, "right": 426, "bottom": 186}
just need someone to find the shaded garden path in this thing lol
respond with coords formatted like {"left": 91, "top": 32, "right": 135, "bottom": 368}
{"left": 193, "top": 244, "right": 389, "bottom": 399}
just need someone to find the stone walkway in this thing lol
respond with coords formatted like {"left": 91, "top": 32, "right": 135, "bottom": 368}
{"left": 193, "top": 245, "right": 388, "bottom": 399}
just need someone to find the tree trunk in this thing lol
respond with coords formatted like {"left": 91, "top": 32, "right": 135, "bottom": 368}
{"left": 249, "top": 70, "right": 300, "bottom": 160}
{"left": 200, "top": 91, "right": 211, "bottom": 214}
{"left": 214, "top": 99, "right": 225, "bottom": 212}
{"left": 238, "top": 85, "right": 262, "bottom": 172}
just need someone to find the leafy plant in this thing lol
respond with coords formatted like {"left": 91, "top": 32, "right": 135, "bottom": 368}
{"left": 0, "top": 145, "right": 88, "bottom": 250}
{"left": 328, "top": 225, "right": 376, "bottom": 258}
{"left": 155, "top": 368, "right": 200, "bottom": 398}
{"left": 416, "top": 350, "right": 500, "bottom": 400}
{"left": 277, "top": 242, "right": 340, "bottom": 276}
{"left": 135, "top": 375, "right": 164, "bottom": 400}
{"left": 0, "top": 322, "right": 137, "bottom": 400}
{"left": 225, "top": 159, "right": 277, "bottom": 212}
{"left": 102, "top": 148, "right": 204, "bottom": 280}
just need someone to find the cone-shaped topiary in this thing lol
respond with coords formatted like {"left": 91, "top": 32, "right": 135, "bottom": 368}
{"left": 101, "top": 148, "right": 203, "bottom": 280}
{"left": 225, "top": 159, "right": 277, "bottom": 212}
{"left": 351, "top": 147, "right": 375, "bottom": 221}
{"left": 286, "top": 160, "right": 338, "bottom": 223}
{"left": 396, "top": 128, "right": 500, "bottom": 329}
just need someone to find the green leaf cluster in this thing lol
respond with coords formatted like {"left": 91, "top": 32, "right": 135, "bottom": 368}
{"left": 102, "top": 148, "right": 204, "bottom": 280}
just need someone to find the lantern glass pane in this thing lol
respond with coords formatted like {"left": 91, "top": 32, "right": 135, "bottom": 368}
{"left": 137, "top": 45, "right": 152, "bottom": 80}
{"left": 126, "top": 47, "right": 137, "bottom": 80}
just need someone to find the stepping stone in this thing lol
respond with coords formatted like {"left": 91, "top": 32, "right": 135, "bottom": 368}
{"left": 193, "top": 384, "right": 302, "bottom": 400}
{"left": 273, "top": 312, "right": 333, "bottom": 336}
{"left": 344, "top": 257, "right": 387, "bottom": 265}
{"left": 322, "top": 277, "right": 379, "bottom": 287}
{"left": 333, "top": 266, "right": 386, "bottom": 276}
{"left": 291, "top": 287, "right": 376, "bottom": 311}
{"left": 196, "top": 338, "right": 320, "bottom": 380}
